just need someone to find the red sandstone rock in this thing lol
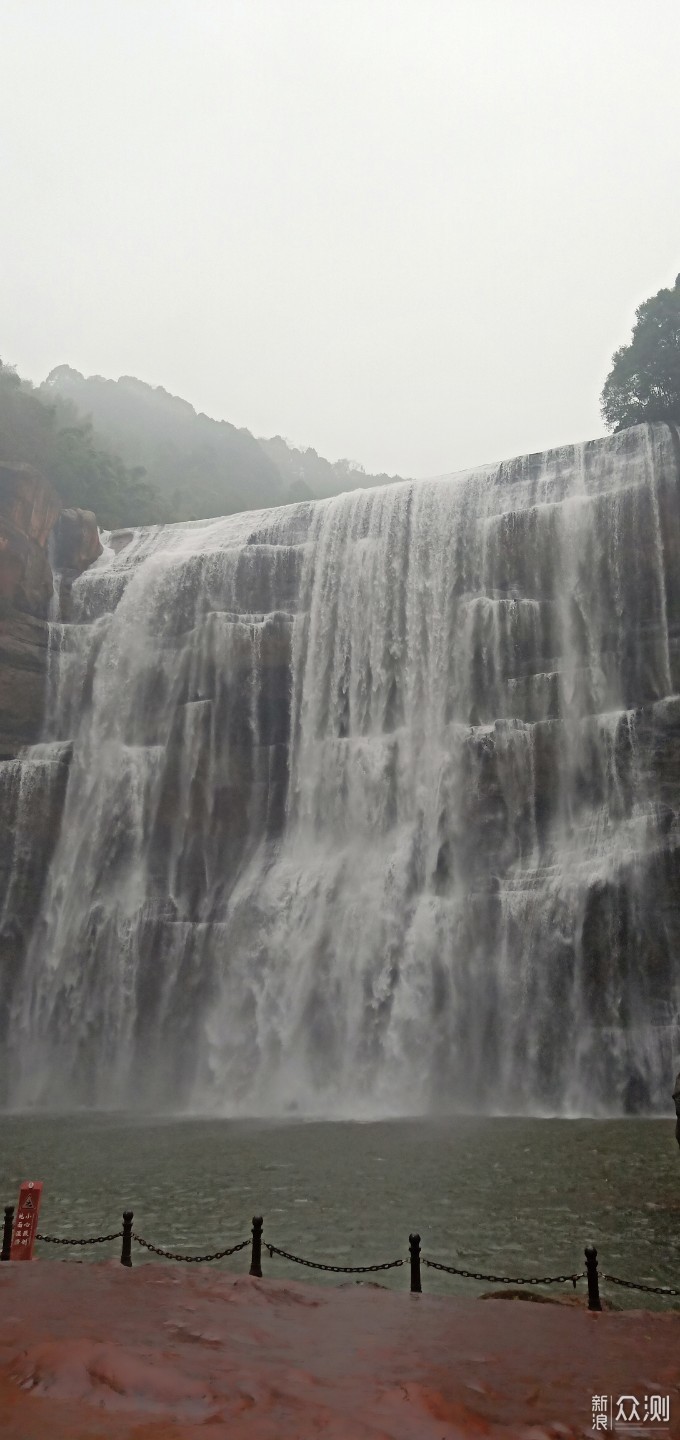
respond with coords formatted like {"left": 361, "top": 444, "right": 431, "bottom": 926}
{"left": 0, "top": 463, "right": 60, "bottom": 617}
{"left": 0, "top": 1262, "right": 678, "bottom": 1439}
{"left": 51, "top": 506, "right": 103, "bottom": 575}
{"left": 0, "top": 462, "right": 61, "bottom": 548}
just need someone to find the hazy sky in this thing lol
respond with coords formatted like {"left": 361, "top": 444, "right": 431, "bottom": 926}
{"left": 3, "top": 1, "right": 680, "bottom": 478}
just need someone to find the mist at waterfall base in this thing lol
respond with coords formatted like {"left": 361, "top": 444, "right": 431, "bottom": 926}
{"left": 2, "top": 424, "right": 680, "bottom": 1116}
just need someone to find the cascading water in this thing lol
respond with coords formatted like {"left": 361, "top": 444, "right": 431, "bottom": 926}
{"left": 2, "top": 423, "right": 680, "bottom": 1114}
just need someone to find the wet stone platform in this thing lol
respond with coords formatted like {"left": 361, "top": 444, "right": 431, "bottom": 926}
{"left": 1, "top": 1260, "right": 679, "bottom": 1438}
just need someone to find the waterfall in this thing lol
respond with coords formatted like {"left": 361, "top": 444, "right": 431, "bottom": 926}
{"left": 2, "top": 423, "right": 680, "bottom": 1114}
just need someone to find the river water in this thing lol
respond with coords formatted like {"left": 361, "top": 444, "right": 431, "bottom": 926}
{"left": 2, "top": 1115, "right": 678, "bottom": 1309}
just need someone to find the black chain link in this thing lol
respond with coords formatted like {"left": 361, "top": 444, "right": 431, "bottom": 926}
{"left": 27, "top": 1227, "right": 680, "bottom": 1297}
{"left": 36, "top": 1232, "right": 123, "bottom": 1246}
{"left": 604, "top": 1273, "right": 680, "bottom": 1298}
{"left": 423, "top": 1257, "right": 582, "bottom": 1287}
{"left": 265, "top": 1242, "right": 404, "bottom": 1274}
{"left": 132, "top": 1233, "right": 250, "bottom": 1263}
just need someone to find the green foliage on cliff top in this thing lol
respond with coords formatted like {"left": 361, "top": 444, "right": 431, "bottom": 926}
{"left": 0, "top": 361, "right": 163, "bottom": 529}
{"left": 601, "top": 275, "right": 680, "bottom": 432}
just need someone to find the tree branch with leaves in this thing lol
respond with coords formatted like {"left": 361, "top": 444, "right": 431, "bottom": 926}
{"left": 601, "top": 275, "right": 680, "bottom": 431}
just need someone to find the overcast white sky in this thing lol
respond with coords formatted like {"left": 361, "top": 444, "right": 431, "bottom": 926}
{"left": 3, "top": 0, "right": 680, "bottom": 477}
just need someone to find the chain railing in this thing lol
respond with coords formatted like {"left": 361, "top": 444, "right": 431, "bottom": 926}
{"left": 265, "top": 1241, "right": 404, "bottom": 1274}
{"left": 36, "top": 1231, "right": 123, "bottom": 1247}
{"left": 2, "top": 1203, "right": 677, "bottom": 1310}
{"left": 133, "top": 1234, "right": 250, "bottom": 1264}
{"left": 422, "top": 1257, "right": 582, "bottom": 1288}
{"left": 604, "top": 1273, "right": 680, "bottom": 1298}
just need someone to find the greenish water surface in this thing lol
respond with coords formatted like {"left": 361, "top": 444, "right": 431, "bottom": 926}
{"left": 2, "top": 1115, "right": 679, "bottom": 1308}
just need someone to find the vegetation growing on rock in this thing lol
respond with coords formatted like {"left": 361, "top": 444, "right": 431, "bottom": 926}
{"left": 601, "top": 275, "right": 680, "bottom": 432}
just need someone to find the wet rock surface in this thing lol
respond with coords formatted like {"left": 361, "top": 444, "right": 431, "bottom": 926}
{"left": 0, "top": 466, "right": 57, "bottom": 764}
{"left": 0, "top": 468, "right": 102, "bottom": 1086}
{"left": 0, "top": 611, "right": 51, "bottom": 758}
{"left": 51, "top": 507, "right": 102, "bottom": 576}
{"left": 50, "top": 506, "right": 103, "bottom": 620}
{"left": 0, "top": 1263, "right": 679, "bottom": 1439}
{"left": 0, "top": 463, "right": 60, "bottom": 618}
{"left": 0, "top": 469, "right": 104, "bottom": 755}
{"left": 0, "top": 462, "right": 62, "bottom": 549}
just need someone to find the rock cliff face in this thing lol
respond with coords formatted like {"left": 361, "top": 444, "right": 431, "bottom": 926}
{"left": 0, "top": 464, "right": 61, "bottom": 757}
{"left": 0, "top": 469, "right": 101, "bottom": 1062}
{"left": 0, "top": 462, "right": 62, "bottom": 559}
{"left": 1, "top": 424, "right": 680, "bottom": 1115}
{"left": 0, "top": 610, "right": 52, "bottom": 760}
{"left": 51, "top": 507, "right": 102, "bottom": 620}
{"left": 52, "top": 507, "right": 102, "bottom": 576}
{"left": 0, "top": 467, "right": 101, "bottom": 755}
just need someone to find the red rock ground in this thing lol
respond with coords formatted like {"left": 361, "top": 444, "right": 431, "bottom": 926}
{"left": 0, "top": 1263, "right": 678, "bottom": 1438}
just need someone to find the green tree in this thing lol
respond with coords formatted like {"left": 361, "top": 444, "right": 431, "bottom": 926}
{"left": 0, "top": 359, "right": 164, "bottom": 528}
{"left": 601, "top": 275, "right": 680, "bottom": 431}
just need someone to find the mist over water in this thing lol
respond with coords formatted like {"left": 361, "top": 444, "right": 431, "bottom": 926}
{"left": 2, "top": 424, "right": 680, "bottom": 1115}
{"left": 2, "top": 1114, "right": 678, "bottom": 1308}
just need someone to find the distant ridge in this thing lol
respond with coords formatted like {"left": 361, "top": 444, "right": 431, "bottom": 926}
{"left": 44, "top": 366, "right": 409, "bottom": 522}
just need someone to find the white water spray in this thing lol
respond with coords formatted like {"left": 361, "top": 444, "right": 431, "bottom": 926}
{"left": 2, "top": 424, "right": 680, "bottom": 1113}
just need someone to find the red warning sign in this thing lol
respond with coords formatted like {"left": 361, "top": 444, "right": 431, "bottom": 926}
{"left": 10, "top": 1181, "right": 43, "bottom": 1261}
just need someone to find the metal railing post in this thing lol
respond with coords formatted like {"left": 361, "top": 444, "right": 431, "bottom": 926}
{"left": 409, "top": 1232, "right": 421, "bottom": 1293}
{"left": 585, "top": 1244, "right": 602, "bottom": 1310}
{"left": 121, "top": 1211, "right": 133, "bottom": 1267}
{"left": 1, "top": 1206, "right": 14, "bottom": 1261}
{"left": 249, "top": 1215, "right": 263, "bottom": 1277}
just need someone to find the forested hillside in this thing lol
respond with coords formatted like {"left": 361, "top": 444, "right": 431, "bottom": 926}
{"left": 43, "top": 366, "right": 294, "bottom": 520}
{"left": 1, "top": 360, "right": 409, "bottom": 531}
{"left": 44, "top": 368, "right": 409, "bottom": 517}
{"left": 258, "top": 434, "right": 405, "bottom": 500}
{"left": 0, "top": 361, "right": 160, "bottom": 529}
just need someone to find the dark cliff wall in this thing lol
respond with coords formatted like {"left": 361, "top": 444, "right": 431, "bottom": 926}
{"left": 0, "top": 463, "right": 60, "bottom": 758}
{"left": 0, "top": 463, "right": 101, "bottom": 756}
{"left": 0, "top": 467, "right": 101, "bottom": 1059}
